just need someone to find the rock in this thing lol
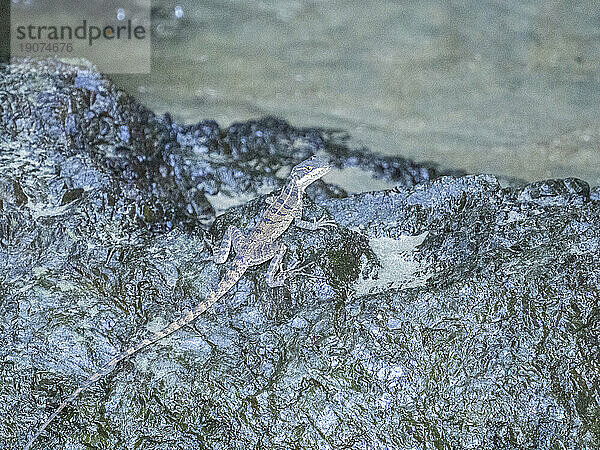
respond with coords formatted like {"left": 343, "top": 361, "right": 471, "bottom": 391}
{"left": 0, "top": 60, "right": 598, "bottom": 449}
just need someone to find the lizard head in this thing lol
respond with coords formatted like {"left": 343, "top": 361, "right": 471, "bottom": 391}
{"left": 290, "top": 156, "right": 331, "bottom": 188}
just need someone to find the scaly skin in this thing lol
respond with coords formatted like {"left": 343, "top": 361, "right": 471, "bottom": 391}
{"left": 24, "top": 156, "right": 336, "bottom": 450}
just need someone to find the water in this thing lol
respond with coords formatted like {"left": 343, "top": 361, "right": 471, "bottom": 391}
{"left": 111, "top": 0, "right": 600, "bottom": 188}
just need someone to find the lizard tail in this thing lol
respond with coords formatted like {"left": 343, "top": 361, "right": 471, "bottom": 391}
{"left": 24, "top": 292, "right": 222, "bottom": 450}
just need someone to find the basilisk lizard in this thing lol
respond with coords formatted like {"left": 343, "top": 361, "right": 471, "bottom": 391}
{"left": 24, "top": 156, "right": 336, "bottom": 449}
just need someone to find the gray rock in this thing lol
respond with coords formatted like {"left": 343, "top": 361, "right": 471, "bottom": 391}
{"left": 1, "top": 60, "right": 598, "bottom": 449}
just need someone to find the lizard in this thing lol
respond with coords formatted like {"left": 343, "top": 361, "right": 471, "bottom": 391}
{"left": 24, "top": 155, "right": 336, "bottom": 450}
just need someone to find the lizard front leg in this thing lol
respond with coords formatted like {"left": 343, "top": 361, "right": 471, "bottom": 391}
{"left": 293, "top": 208, "right": 337, "bottom": 231}
{"left": 211, "top": 225, "right": 245, "bottom": 264}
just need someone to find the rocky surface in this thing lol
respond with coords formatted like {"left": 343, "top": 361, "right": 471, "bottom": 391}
{"left": 0, "top": 60, "right": 598, "bottom": 449}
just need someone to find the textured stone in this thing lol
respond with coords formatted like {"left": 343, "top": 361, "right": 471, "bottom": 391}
{"left": 1, "top": 60, "right": 598, "bottom": 450}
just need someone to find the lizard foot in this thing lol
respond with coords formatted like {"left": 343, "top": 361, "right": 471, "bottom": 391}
{"left": 313, "top": 215, "right": 337, "bottom": 230}
{"left": 200, "top": 236, "right": 216, "bottom": 262}
{"left": 266, "top": 259, "right": 318, "bottom": 288}
{"left": 282, "top": 260, "right": 317, "bottom": 279}
{"left": 202, "top": 236, "right": 227, "bottom": 263}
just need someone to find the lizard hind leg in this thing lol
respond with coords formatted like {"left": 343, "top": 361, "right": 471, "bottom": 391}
{"left": 211, "top": 225, "right": 244, "bottom": 264}
{"left": 265, "top": 243, "right": 315, "bottom": 288}
{"left": 265, "top": 243, "right": 287, "bottom": 288}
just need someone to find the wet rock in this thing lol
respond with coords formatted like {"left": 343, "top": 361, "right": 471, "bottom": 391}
{"left": 0, "top": 60, "right": 598, "bottom": 450}
{"left": 12, "top": 179, "right": 28, "bottom": 205}
{"left": 60, "top": 187, "right": 84, "bottom": 206}
{"left": 514, "top": 178, "right": 590, "bottom": 206}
